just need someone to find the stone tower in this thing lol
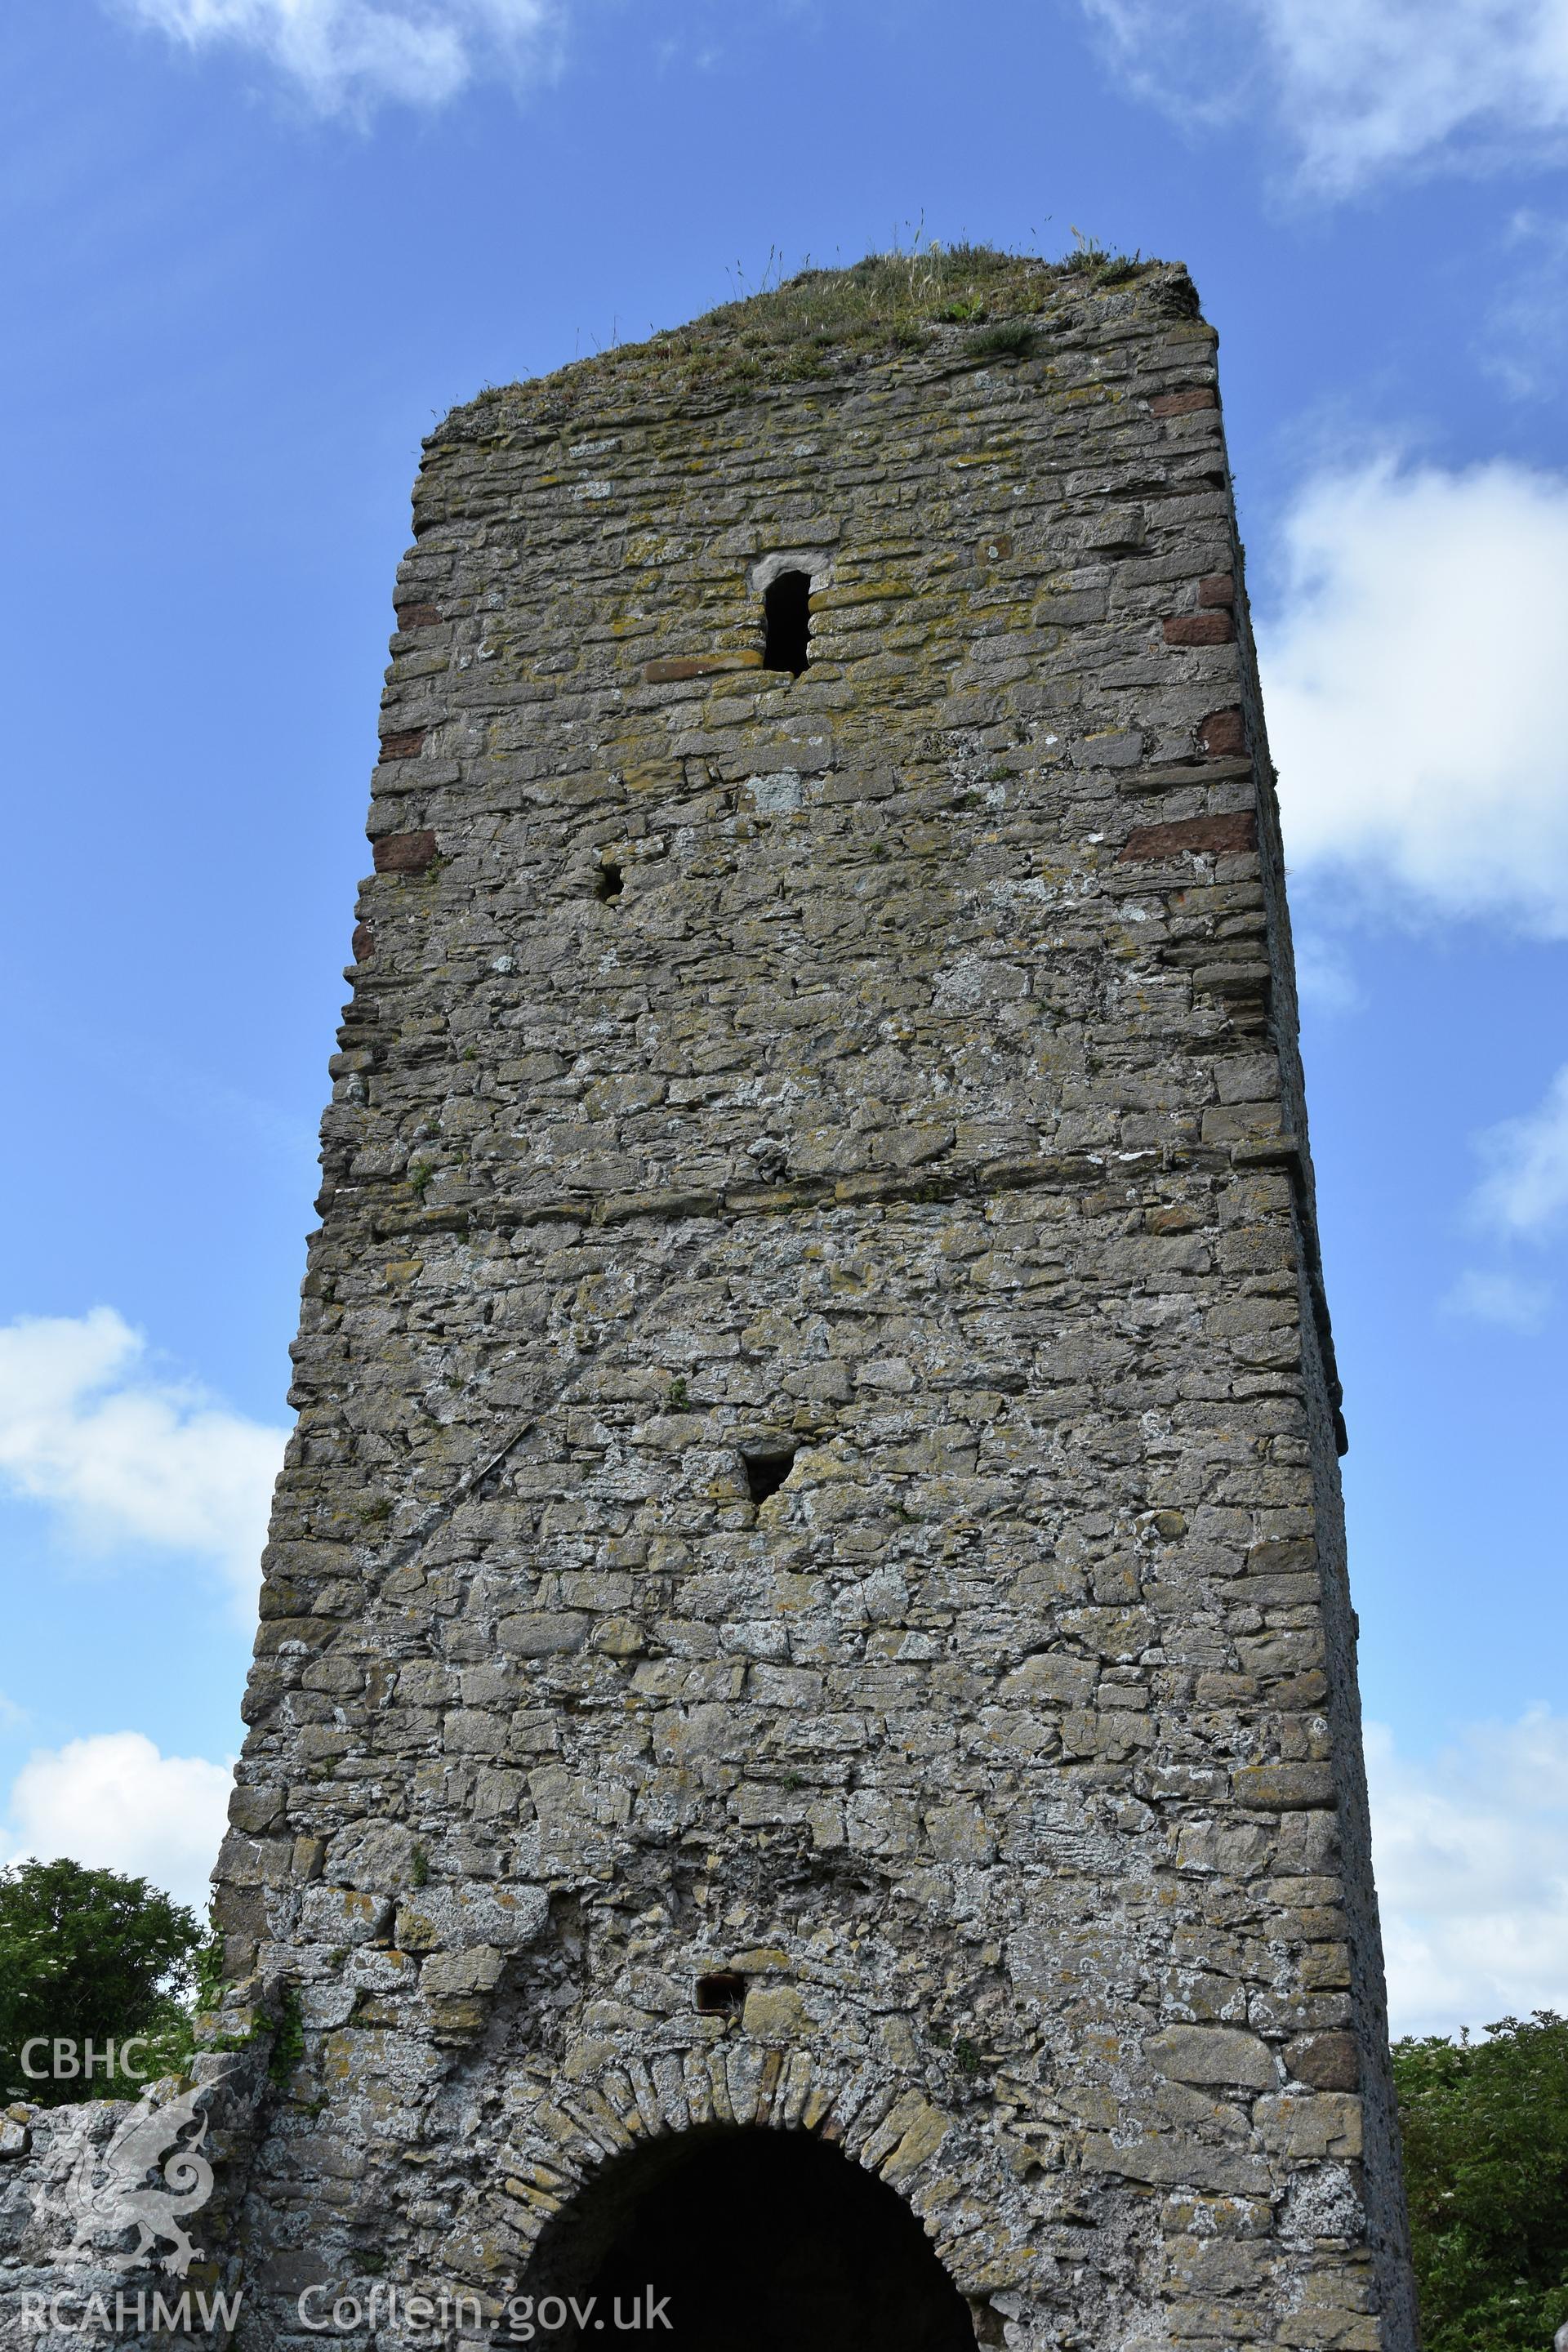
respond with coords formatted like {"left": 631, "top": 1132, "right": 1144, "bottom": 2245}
{"left": 211, "top": 252, "right": 1416, "bottom": 2352}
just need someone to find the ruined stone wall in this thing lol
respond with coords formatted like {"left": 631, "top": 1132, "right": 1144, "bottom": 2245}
{"left": 203, "top": 257, "right": 1415, "bottom": 2352}
{"left": 0, "top": 2060, "right": 256, "bottom": 2350}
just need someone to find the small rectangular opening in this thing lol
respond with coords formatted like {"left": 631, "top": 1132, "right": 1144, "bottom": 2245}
{"left": 762, "top": 571, "right": 810, "bottom": 677}
{"left": 696, "top": 1970, "right": 746, "bottom": 2016}
{"left": 742, "top": 1449, "right": 795, "bottom": 1506}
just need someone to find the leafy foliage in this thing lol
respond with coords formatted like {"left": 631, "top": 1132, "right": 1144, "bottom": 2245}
{"left": 459, "top": 237, "right": 1161, "bottom": 419}
{"left": 0, "top": 1857, "right": 204, "bottom": 2105}
{"left": 1394, "top": 2011, "right": 1568, "bottom": 2352}
{"left": 266, "top": 1983, "right": 306, "bottom": 2089}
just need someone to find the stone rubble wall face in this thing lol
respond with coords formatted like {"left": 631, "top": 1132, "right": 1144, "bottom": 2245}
{"left": 193, "top": 266, "right": 1416, "bottom": 2351}
{"left": 0, "top": 2069, "right": 254, "bottom": 2352}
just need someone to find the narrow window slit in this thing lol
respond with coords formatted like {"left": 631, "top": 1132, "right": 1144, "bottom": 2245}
{"left": 695, "top": 1971, "right": 746, "bottom": 2016}
{"left": 595, "top": 861, "right": 623, "bottom": 901}
{"left": 743, "top": 1449, "right": 795, "bottom": 1505}
{"left": 762, "top": 571, "right": 811, "bottom": 676}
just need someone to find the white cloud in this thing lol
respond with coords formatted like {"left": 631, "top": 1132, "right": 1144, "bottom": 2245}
{"left": 114, "top": 0, "right": 560, "bottom": 112}
{"left": 4, "top": 1733, "right": 232, "bottom": 1915}
{"left": 1368, "top": 1709, "right": 1568, "bottom": 2037}
{"left": 1260, "top": 457, "right": 1568, "bottom": 934}
{"left": 1441, "top": 1267, "right": 1553, "bottom": 1330}
{"left": 0, "top": 1308, "right": 286, "bottom": 1607}
{"left": 1485, "top": 212, "right": 1568, "bottom": 399}
{"left": 1439, "top": 1070, "right": 1568, "bottom": 1329}
{"left": 1470, "top": 1063, "right": 1568, "bottom": 1236}
{"left": 1081, "top": 0, "right": 1568, "bottom": 194}
{"left": 1291, "top": 930, "right": 1363, "bottom": 1014}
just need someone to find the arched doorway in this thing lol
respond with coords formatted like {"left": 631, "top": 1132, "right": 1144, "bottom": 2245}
{"left": 515, "top": 2124, "right": 978, "bottom": 2352}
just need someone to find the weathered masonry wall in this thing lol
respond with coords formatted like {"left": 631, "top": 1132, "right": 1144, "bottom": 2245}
{"left": 204, "top": 258, "right": 1416, "bottom": 2352}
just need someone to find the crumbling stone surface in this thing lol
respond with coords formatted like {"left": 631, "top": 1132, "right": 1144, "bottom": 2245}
{"left": 140, "top": 256, "right": 1414, "bottom": 2348}
{"left": 0, "top": 2064, "right": 255, "bottom": 2350}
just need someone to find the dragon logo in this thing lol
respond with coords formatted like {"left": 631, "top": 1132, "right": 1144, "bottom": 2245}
{"left": 49, "top": 2086, "right": 215, "bottom": 2277}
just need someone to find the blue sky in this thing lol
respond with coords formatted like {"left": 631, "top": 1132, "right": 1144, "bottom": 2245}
{"left": 2, "top": 0, "right": 1566, "bottom": 2035}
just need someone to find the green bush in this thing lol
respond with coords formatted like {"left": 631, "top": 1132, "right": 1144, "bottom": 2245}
{"left": 1061, "top": 228, "right": 1144, "bottom": 286}
{"left": 969, "top": 322, "right": 1037, "bottom": 361}
{"left": 0, "top": 1857, "right": 205, "bottom": 2105}
{"left": 1394, "top": 2011, "right": 1568, "bottom": 2351}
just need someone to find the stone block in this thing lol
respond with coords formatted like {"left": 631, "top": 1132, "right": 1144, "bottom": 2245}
{"left": 1232, "top": 1762, "right": 1337, "bottom": 1810}
{"left": 421, "top": 1945, "right": 505, "bottom": 1998}
{"left": 298, "top": 1885, "right": 392, "bottom": 1944}
{"left": 1120, "top": 811, "right": 1257, "bottom": 863}
{"left": 372, "top": 827, "right": 438, "bottom": 871}
{"left": 1255, "top": 2091, "right": 1364, "bottom": 2161}
{"left": 997, "top": 1655, "right": 1098, "bottom": 1706}
{"left": 1151, "top": 388, "right": 1218, "bottom": 416}
{"left": 1285, "top": 2031, "right": 1360, "bottom": 2090}
{"left": 498, "top": 1611, "right": 590, "bottom": 1655}
{"left": 396, "top": 1882, "right": 548, "bottom": 1953}
{"left": 741, "top": 1985, "right": 809, "bottom": 2042}
{"left": 924, "top": 1801, "right": 996, "bottom": 1863}
{"left": 1148, "top": 2026, "right": 1277, "bottom": 2090}
{"left": 1162, "top": 612, "right": 1235, "bottom": 645}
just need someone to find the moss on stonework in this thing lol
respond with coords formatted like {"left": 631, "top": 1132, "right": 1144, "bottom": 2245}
{"left": 440, "top": 244, "right": 1185, "bottom": 435}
